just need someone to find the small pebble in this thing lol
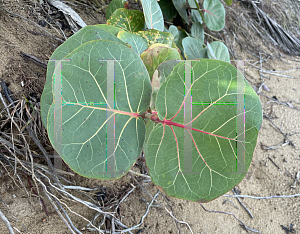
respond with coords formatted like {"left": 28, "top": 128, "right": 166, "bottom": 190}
{"left": 262, "top": 84, "right": 270, "bottom": 91}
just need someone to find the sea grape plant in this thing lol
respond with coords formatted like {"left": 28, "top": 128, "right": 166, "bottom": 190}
{"left": 40, "top": 0, "right": 262, "bottom": 202}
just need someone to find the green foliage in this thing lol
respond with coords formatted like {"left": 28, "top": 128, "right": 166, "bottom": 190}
{"left": 107, "top": 8, "right": 145, "bottom": 32}
{"left": 158, "top": 0, "right": 178, "bottom": 21}
{"left": 117, "top": 31, "right": 148, "bottom": 55}
{"left": 141, "top": 43, "right": 181, "bottom": 80}
{"left": 172, "top": 0, "right": 189, "bottom": 24}
{"left": 182, "top": 37, "right": 206, "bottom": 59}
{"left": 40, "top": 25, "right": 127, "bottom": 127}
{"left": 135, "top": 29, "right": 174, "bottom": 47}
{"left": 191, "top": 22, "right": 205, "bottom": 43}
{"left": 41, "top": 0, "right": 262, "bottom": 203}
{"left": 207, "top": 41, "right": 230, "bottom": 62}
{"left": 141, "top": 0, "right": 164, "bottom": 31}
{"left": 224, "top": 0, "right": 233, "bottom": 6}
{"left": 106, "top": 0, "right": 126, "bottom": 20}
{"left": 188, "top": 0, "right": 203, "bottom": 23}
{"left": 203, "top": 0, "right": 225, "bottom": 31}
{"left": 146, "top": 59, "right": 262, "bottom": 202}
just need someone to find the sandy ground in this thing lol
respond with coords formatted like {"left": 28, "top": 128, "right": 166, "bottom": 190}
{"left": 0, "top": 0, "right": 299, "bottom": 233}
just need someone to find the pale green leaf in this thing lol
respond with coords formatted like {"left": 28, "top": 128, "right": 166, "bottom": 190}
{"left": 141, "top": 0, "right": 164, "bottom": 31}
{"left": 46, "top": 40, "right": 152, "bottom": 179}
{"left": 191, "top": 22, "right": 204, "bottom": 43}
{"left": 182, "top": 37, "right": 206, "bottom": 59}
{"left": 41, "top": 25, "right": 128, "bottom": 128}
{"left": 207, "top": 41, "right": 230, "bottom": 62}
{"left": 203, "top": 0, "right": 225, "bottom": 31}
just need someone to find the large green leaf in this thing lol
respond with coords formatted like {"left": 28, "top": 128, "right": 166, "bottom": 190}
{"left": 141, "top": 43, "right": 181, "bottom": 81}
{"left": 106, "top": 0, "right": 126, "bottom": 20}
{"left": 107, "top": 8, "right": 145, "bottom": 32}
{"left": 145, "top": 59, "right": 262, "bottom": 202}
{"left": 172, "top": 0, "right": 189, "bottom": 24}
{"left": 41, "top": 25, "right": 128, "bottom": 128}
{"left": 117, "top": 31, "right": 148, "bottom": 55}
{"left": 141, "top": 0, "right": 164, "bottom": 32}
{"left": 182, "top": 37, "right": 206, "bottom": 59}
{"left": 207, "top": 41, "right": 230, "bottom": 62}
{"left": 46, "top": 40, "right": 152, "bottom": 179}
{"left": 158, "top": 0, "right": 177, "bottom": 21}
{"left": 203, "top": 0, "right": 225, "bottom": 31}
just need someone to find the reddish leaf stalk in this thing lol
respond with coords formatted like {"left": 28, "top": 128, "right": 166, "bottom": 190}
{"left": 147, "top": 114, "right": 237, "bottom": 142}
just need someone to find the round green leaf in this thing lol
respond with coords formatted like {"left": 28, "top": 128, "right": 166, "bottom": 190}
{"left": 41, "top": 25, "right": 128, "bottom": 128}
{"left": 182, "top": 37, "right": 206, "bottom": 59}
{"left": 145, "top": 59, "right": 262, "bottom": 202}
{"left": 117, "top": 31, "right": 148, "bottom": 55}
{"left": 106, "top": 0, "right": 127, "bottom": 20}
{"left": 107, "top": 8, "right": 145, "bottom": 32}
{"left": 47, "top": 40, "right": 152, "bottom": 180}
{"left": 141, "top": 0, "right": 164, "bottom": 32}
{"left": 191, "top": 22, "right": 204, "bottom": 43}
{"left": 207, "top": 41, "right": 230, "bottom": 62}
{"left": 203, "top": 0, "right": 225, "bottom": 31}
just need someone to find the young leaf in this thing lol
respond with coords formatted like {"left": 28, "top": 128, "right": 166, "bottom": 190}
{"left": 203, "top": 0, "right": 225, "bottom": 31}
{"left": 41, "top": 25, "right": 128, "bottom": 128}
{"left": 46, "top": 40, "right": 152, "bottom": 180}
{"left": 141, "top": 43, "right": 181, "bottom": 81}
{"left": 107, "top": 8, "right": 145, "bottom": 32}
{"left": 182, "top": 37, "right": 206, "bottom": 59}
{"left": 145, "top": 59, "right": 262, "bottom": 202}
{"left": 106, "top": 0, "right": 127, "bottom": 20}
{"left": 141, "top": 0, "right": 164, "bottom": 32}
{"left": 224, "top": 0, "right": 233, "bottom": 6}
{"left": 172, "top": 0, "right": 189, "bottom": 24}
{"left": 191, "top": 22, "right": 204, "bottom": 43}
{"left": 207, "top": 41, "right": 230, "bottom": 62}
{"left": 188, "top": 0, "right": 203, "bottom": 23}
{"left": 168, "top": 25, "right": 179, "bottom": 45}
{"left": 117, "top": 31, "right": 148, "bottom": 55}
{"left": 158, "top": 0, "right": 178, "bottom": 21}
